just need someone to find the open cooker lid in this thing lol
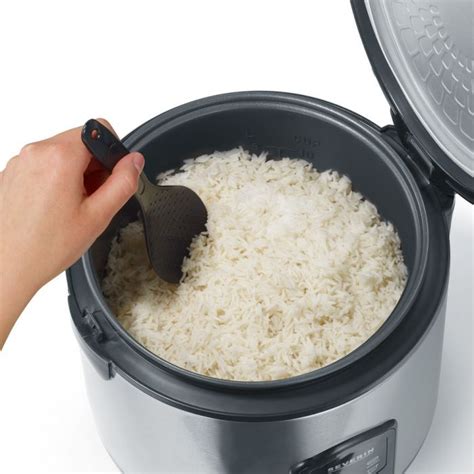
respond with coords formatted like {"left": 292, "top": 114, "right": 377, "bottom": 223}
{"left": 352, "top": 0, "right": 474, "bottom": 202}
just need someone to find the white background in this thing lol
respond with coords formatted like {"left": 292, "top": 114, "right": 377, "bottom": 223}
{"left": 0, "top": 1, "right": 472, "bottom": 473}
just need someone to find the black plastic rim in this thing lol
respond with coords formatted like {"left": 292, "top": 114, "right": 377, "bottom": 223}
{"left": 68, "top": 92, "right": 450, "bottom": 420}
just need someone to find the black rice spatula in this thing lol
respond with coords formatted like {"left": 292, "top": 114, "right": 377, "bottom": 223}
{"left": 81, "top": 119, "right": 208, "bottom": 284}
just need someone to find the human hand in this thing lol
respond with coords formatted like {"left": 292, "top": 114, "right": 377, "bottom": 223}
{"left": 0, "top": 120, "right": 144, "bottom": 347}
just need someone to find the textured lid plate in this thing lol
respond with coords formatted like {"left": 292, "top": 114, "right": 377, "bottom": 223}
{"left": 353, "top": 0, "right": 474, "bottom": 201}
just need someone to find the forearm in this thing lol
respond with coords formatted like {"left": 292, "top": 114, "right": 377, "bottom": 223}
{"left": 0, "top": 259, "right": 38, "bottom": 349}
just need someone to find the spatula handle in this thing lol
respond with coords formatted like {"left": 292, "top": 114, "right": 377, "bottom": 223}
{"left": 81, "top": 119, "right": 130, "bottom": 171}
{"left": 82, "top": 118, "right": 153, "bottom": 198}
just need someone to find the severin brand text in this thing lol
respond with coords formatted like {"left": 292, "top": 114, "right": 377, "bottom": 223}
{"left": 327, "top": 447, "right": 375, "bottom": 472}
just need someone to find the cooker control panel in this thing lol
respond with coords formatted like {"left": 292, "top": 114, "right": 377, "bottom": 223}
{"left": 290, "top": 420, "right": 396, "bottom": 474}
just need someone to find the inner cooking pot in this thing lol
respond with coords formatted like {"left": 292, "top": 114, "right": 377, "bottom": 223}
{"left": 86, "top": 91, "right": 428, "bottom": 389}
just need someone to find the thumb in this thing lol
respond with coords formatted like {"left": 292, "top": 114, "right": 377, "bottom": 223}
{"left": 83, "top": 152, "right": 144, "bottom": 228}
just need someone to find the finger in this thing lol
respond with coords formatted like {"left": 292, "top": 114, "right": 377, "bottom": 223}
{"left": 0, "top": 155, "right": 19, "bottom": 176}
{"left": 51, "top": 126, "right": 92, "bottom": 170}
{"left": 18, "top": 126, "right": 92, "bottom": 177}
{"left": 82, "top": 152, "right": 144, "bottom": 228}
{"left": 5, "top": 155, "right": 19, "bottom": 168}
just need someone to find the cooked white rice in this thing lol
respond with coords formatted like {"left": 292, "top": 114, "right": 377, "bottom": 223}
{"left": 102, "top": 148, "right": 407, "bottom": 381}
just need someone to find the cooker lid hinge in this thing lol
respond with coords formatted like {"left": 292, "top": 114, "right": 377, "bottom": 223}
{"left": 389, "top": 109, "right": 455, "bottom": 199}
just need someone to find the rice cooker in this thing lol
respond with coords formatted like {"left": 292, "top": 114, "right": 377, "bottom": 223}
{"left": 66, "top": 1, "right": 473, "bottom": 472}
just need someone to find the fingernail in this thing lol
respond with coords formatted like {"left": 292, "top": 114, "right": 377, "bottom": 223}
{"left": 132, "top": 153, "right": 145, "bottom": 173}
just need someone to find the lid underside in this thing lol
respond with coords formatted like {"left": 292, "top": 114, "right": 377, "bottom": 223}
{"left": 360, "top": 0, "right": 473, "bottom": 199}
